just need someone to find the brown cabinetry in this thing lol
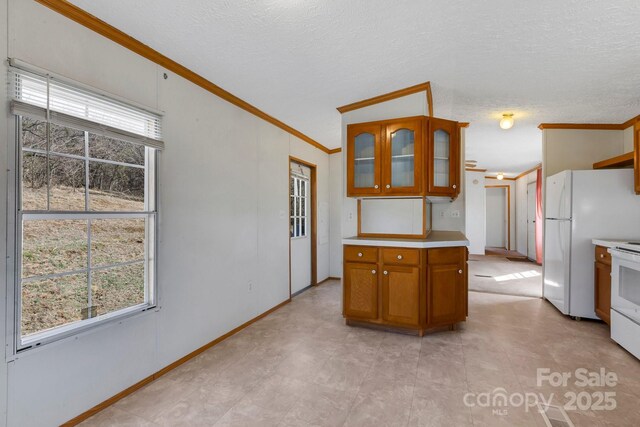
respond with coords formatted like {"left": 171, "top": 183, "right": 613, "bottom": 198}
{"left": 635, "top": 122, "right": 640, "bottom": 195}
{"left": 427, "top": 247, "right": 467, "bottom": 326}
{"left": 594, "top": 245, "right": 612, "bottom": 325}
{"left": 344, "top": 262, "right": 379, "bottom": 320}
{"left": 343, "top": 244, "right": 467, "bottom": 334}
{"left": 346, "top": 116, "right": 459, "bottom": 198}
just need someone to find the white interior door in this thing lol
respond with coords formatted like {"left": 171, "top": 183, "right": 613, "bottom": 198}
{"left": 290, "top": 164, "right": 311, "bottom": 295}
{"left": 527, "top": 181, "right": 537, "bottom": 260}
{"left": 486, "top": 187, "right": 506, "bottom": 248}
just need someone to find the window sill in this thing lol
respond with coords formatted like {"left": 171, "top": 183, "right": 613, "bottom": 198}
{"left": 13, "top": 303, "right": 159, "bottom": 358}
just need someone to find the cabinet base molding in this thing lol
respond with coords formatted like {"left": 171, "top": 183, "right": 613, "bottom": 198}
{"left": 345, "top": 318, "right": 457, "bottom": 337}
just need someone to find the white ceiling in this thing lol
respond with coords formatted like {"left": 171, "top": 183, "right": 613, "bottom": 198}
{"left": 70, "top": 0, "right": 640, "bottom": 175}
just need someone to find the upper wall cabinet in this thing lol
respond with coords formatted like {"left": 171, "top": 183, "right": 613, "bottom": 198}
{"left": 428, "top": 117, "right": 460, "bottom": 197}
{"left": 347, "top": 124, "right": 383, "bottom": 195}
{"left": 346, "top": 116, "right": 460, "bottom": 198}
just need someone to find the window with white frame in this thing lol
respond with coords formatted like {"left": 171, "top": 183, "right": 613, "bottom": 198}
{"left": 10, "top": 62, "right": 163, "bottom": 349}
{"left": 290, "top": 173, "right": 309, "bottom": 238}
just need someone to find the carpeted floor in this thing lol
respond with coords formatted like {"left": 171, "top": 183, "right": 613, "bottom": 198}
{"left": 469, "top": 253, "right": 542, "bottom": 298}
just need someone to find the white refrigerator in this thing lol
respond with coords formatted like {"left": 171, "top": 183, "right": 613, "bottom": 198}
{"left": 544, "top": 169, "right": 640, "bottom": 319}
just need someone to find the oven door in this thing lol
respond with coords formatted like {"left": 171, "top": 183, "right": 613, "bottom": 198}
{"left": 610, "top": 248, "right": 640, "bottom": 324}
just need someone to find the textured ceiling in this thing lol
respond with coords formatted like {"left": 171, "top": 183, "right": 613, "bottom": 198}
{"left": 69, "top": 0, "right": 640, "bottom": 175}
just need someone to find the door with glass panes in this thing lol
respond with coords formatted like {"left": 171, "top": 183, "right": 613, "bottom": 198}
{"left": 347, "top": 124, "right": 382, "bottom": 196}
{"left": 428, "top": 118, "right": 459, "bottom": 196}
{"left": 383, "top": 119, "right": 423, "bottom": 195}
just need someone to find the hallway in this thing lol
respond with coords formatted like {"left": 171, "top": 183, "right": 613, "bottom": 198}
{"left": 469, "top": 254, "right": 543, "bottom": 298}
{"left": 82, "top": 280, "right": 638, "bottom": 427}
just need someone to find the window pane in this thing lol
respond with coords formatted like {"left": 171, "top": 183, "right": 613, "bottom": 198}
{"left": 49, "top": 155, "right": 86, "bottom": 210}
{"left": 301, "top": 218, "right": 306, "bottom": 236}
{"left": 301, "top": 196, "right": 306, "bottom": 217}
{"left": 22, "top": 219, "right": 88, "bottom": 278}
{"left": 89, "top": 133, "right": 145, "bottom": 166}
{"left": 50, "top": 123, "right": 85, "bottom": 156}
{"left": 21, "top": 117, "right": 47, "bottom": 151}
{"left": 22, "top": 152, "right": 48, "bottom": 210}
{"left": 290, "top": 217, "right": 294, "bottom": 237}
{"left": 21, "top": 273, "right": 88, "bottom": 336}
{"left": 91, "top": 263, "right": 144, "bottom": 316}
{"left": 91, "top": 218, "right": 145, "bottom": 267}
{"left": 89, "top": 162, "right": 144, "bottom": 211}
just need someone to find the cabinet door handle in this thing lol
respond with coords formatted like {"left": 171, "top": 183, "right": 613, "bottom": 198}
{"left": 374, "top": 184, "right": 379, "bottom": 189}
{"left": 453, "top": 184, "right": 457, "bottom": 189}
{"left": 371, "top": 270, "right": 376, "bottom": 275}
{"left": 358, "top": 252, "right": 363, "bottom": 257}
{"left": 600, "top": 254, "right": 604, "bottom": 258}
{"left": 383, "top": 271, "right": 388, "bottom": 275}
{"left": 397, "top": 255, "right": 403, "bottom": 260}
{"left": 386, "top": 184, "right": 391, "bottom": 189}
{"left": 458, "top": 269, "right": 463, "bottom": 274}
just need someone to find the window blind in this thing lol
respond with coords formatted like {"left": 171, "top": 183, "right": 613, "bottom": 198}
{"left": 9, "top": 61, "right": 164, "bottom": 150}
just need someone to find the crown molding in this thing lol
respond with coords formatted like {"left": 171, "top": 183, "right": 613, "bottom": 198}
{"left": 538, "top": 114, "right": 640, "bottom": 131}
{"left": 336, "top": 82, "right": 432, "bottom": 115}
{"left": 34, "top": 0, "right": 332, "bottom": 154}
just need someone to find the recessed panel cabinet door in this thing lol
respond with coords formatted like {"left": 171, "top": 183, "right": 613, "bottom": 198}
{"left": 428, "top": 118, "right": 459, "bottom": 197}
{"left": 594, "top": 261, "right": 611, "bottom": 325}
{"left": 427, "top": 263, "right": 466, "bottom": 326}
{"left": 344, "top": 262, "right": 378, "bottom": 320}
{"left": 381, "top": 265, "right": 420, "bottom": 326}
{"left": 347, "top": 124, "right": 382, "bottom": 196}
{"left": 384, "top": 119, "right": 423, "bottom": 195}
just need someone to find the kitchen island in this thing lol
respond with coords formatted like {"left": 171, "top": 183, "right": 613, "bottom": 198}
{"left": 342, "top": 231, "right": 469, "bottom": 336}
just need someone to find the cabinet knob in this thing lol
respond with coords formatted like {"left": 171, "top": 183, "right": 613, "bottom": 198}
{"left": 600, "top": 254, "right": 604, "bottom": 258}
{"left": 397, "top": 255, "right": 403, "bottom": 260}
{"left": 358, "top": 252, "right": 363, "bottom": 257}
{"left": 371, "top": 269, "right": 376, "bottom": 275}
{"left": 386, "top": 184, "right": 391, "bottom": 189}
{"left": 374, "top": 184, "right": 379, "bottom": 189}
{"left": 453, "top": 184, "right": 457, "bottom": 189}
{"left": 458, "top": 269, "right": 463, "bottom": 274}
{"left": 383, "top": 271, "right": 388, "bottom": 275}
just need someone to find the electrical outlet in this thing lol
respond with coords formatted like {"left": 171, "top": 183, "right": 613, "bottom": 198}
{"left": 440, "top": 211, "right": 445, "bottom": 218}
{"left": 451, "top": 210, "right": 460, "bottom": 218}
{"left": 348, "top": 212, "right": 353, "bottom": 221}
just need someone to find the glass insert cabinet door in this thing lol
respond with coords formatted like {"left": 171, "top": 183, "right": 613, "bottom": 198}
{"left": 428, "top": 118, "right": 458, "bottom": 195}
{"left": 384, "top": 119, "right": 423, "bottom": 194}
{"left": 347, "top": 124, "right": 382, "bottom": 195}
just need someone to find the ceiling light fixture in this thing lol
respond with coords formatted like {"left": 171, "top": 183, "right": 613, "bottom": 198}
{"left": 497, "top": 172, "right": 504, "bottom": 180}
{"left": 500, "top": 113, "right": 514, "bottom": 130}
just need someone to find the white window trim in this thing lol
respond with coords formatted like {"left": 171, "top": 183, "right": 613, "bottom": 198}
{"left": 290, "top": 173, "right": 309, "bottom": 239}
{"left": 10, "top": 117, "right": 159, "bottom": 353}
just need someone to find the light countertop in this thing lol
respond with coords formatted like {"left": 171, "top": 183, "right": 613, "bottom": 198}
{"left": 592, "top": 239, "right": 640, "bottom": 249}
{"left": 342, "top": 231, "right": 469, "bottom": 248}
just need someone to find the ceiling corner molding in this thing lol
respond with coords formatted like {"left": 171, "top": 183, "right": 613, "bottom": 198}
{"left": 336, "top": 81, "right": 432, "bottom": 114}
{"left": 465, "top": 168, "right": 486, "bottom": 172}
{"left": 538, "top": 113, "right": 640, "bottom": 132}
{"left": 514, "top": 163, "right": 542, "bottom": 180}
{"left": 328, "top": 148, "right": 342, "bottom": 154}
{"left": 33, "top": 0, "right": 332, "bottom": 154}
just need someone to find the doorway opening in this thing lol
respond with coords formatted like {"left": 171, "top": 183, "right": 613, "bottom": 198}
{"left": 485, "top": 185, "right": 509, "bottom": 250}
{"left": 289, "top": 157, "right": 317, "bottom": 298}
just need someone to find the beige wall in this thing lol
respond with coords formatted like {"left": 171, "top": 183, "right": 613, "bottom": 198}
{"left": 623, "top": 125, "right": 634, "bottom": 153}
{"left": 543, "top": 129, "right": 626, "bottom": 177}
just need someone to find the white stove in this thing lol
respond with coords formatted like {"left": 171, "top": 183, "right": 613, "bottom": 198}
{"left": 609, "top": 244, "right": 640, "bottom": 359}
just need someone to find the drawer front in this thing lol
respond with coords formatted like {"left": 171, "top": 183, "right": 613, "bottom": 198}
{"left": 428, "top": 247, "right": 465, "bottom": 265}
{"left": 344, "top": 246, "right": 378, "bottom": 263}
{"left": 595, "top": 245, "right": 611, "bottom": 265}
{"left": 382, "top": 247, "right": 420, "bottom": 265}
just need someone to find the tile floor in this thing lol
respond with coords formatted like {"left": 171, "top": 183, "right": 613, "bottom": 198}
{"left": 81, "top": 280, "right": 640, "bottom": 426}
